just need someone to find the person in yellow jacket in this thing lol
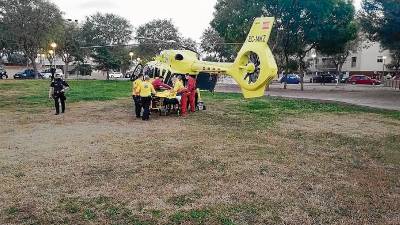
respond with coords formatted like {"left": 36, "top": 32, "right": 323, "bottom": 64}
{"left": 171, "top": 75, "right": 189, "bottom": 116}
{"left": 132, "top": 74, "right": 143, "bottom": 118}
{"left": 137, "top": 75, "right": 156, "bottom": 121}
{"left": 171, "top": 76, "right": 185, "bottom": 101}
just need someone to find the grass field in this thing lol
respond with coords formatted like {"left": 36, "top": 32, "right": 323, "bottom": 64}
{"left": 0, "top": 80, "right": 399, "bottom": 224}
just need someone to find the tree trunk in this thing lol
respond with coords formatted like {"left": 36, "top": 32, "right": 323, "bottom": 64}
{"left": 300, "top": 72, "right": 304, "bottom": 91}
{"left": 30, "top": 56, "right": 39, "bottom": 79}
{"left": 299, "top": 57, "right": 305, "bottom": 91}
{"left": 337, "top": 64, "right": 343, "bottom": 85}
{"left": 284, "top": 54, "right": 289, "bottom": 89}
{"left": 106, "top": 70, "right": 110, "bottom": 80}
{"left": 64, "top": 62, "right": 69, "bottom": 79}
{"left": 299, "top": 62, "right": 304, "bottom": 91}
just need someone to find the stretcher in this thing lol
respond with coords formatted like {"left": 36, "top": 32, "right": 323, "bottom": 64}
{"left": 150, "top": 89, "right": 206, "bottom": 116}
{"left": 151, "top": 90, "right": 181, "bottom": 116}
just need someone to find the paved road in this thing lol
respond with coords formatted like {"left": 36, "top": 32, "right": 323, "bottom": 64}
{"left": 215, "top": 83, "right": 400, "bottom": 111}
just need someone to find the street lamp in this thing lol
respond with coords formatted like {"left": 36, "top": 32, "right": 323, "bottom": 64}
{"left": 50, "top": 42, "right": 57, "bottom": 67}
{"left": 50, "top": 42, "right": 57, "bottom": 49}
{"left": 129, "top": 52, "right": 134, "bottom": 61}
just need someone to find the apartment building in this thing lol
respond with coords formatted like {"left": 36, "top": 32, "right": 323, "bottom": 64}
{"left": 308, "top": 41, "right": 393, "bottom": 77}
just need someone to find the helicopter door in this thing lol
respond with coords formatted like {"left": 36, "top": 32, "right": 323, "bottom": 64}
{"left": 165, "top": 70, "right": 173, "bottom": 86}
{"left": 197, "top": 72, "right": 218, "bottom": 92}
{"left": 153, "top": 67, "right": 160, "bottom": 78}
{"left": 130, "top": 63, "right": 144, "bottom": 81}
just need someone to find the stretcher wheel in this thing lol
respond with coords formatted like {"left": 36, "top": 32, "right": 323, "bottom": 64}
{"left": 160, "top": 108, "right": 168, "bottom": 116}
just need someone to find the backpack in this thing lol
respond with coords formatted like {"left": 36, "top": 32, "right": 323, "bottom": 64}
{"left": 53, "top": 79, "right": 64, "bottom": 94}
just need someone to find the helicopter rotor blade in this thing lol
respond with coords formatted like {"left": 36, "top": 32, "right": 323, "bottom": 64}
{"left": 79, "top": 37, "right": 243, "bottom": 49}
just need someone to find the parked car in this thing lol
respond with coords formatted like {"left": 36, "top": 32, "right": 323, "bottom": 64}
{"left": 280, "top": 74, "right": 300, "bottom": 84}
{"left": 340, "top": 77, "right": 349, "bottom": 83}
{"left": 310, "top": 74, "right": 337, "bottom": 83}
{"left": 347, "top": 75, "right": 381, "bottom": 85}
{"left": 14, "top": 69, "right": 42, "bottom": 79}
{"left": 109, "top": 71, "right": 123, "bottom": 78}
{"left": 124, "top": 71, "right": 133, "bottom": 78}
{"left": 41, "top": 68, "right": 64, "bottom": 79}
{"left": 0, "top": 66, "right": 8, "bottom": 79}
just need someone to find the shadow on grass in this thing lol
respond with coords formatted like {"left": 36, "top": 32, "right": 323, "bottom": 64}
{"left": 199, "top": 92, "right": 400, "bottom": 129}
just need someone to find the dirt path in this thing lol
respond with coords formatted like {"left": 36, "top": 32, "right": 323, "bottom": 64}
{"left": 216, "top": 83, "right": 400, "bottom": 111}
{"left": 0, "top": 100, "right": 399, "bottom": 224}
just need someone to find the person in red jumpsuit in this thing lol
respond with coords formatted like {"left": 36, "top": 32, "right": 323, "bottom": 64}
{"left": 173, "top": 76, "right": 189, "bottom": 116}
{"left": 185, "top": 74, "right": 197, "bottom": 113}
{"left": 152, "top": 75, "right": 171, "bottom": 91}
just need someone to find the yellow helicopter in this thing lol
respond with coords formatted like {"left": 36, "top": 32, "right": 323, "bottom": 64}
{"left": 133, "top": 17, "right": 278, "bottom": 99}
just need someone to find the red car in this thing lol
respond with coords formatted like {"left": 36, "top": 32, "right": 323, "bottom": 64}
{"left": 348, "top": 75, "right": 381, "bottom": 85}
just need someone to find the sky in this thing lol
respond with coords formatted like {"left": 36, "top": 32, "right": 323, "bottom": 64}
{"left": 51, "top": 0, "right": 363, "bottom": 42}
{"left": 354, "top": 0, "right": 362, "bottom": 10}
{"left": 51, "top": 0, "right": 217, "bottom": 41}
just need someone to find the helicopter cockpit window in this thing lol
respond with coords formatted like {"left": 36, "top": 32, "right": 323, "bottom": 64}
{"left": 143, "top": 65, "right": 156, "bottom": 77}
{"left": 175, "top": 54, "right": 184, "bottom": 61}
{"left": 154, "top": 67, "right": 160, "bottom": 78}
{"left": 130, "top": 63, "right": 144, "bottom": 81}
{"left": 165, "top": 71, "right": 173, "bottom": 86}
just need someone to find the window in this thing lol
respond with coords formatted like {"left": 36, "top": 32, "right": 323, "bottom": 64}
{"left": 377, "top": 56, "right": 383, "bottom": 63}
{"left": 351, "top": 57, "right": 357, "bottom": 68}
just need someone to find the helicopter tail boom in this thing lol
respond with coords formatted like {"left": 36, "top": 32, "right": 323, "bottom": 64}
{"left": 191, "top": 61, "right": 232, "bottom": 74}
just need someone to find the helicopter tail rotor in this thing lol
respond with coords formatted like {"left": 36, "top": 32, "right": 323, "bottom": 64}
{"left": 227, "top": 17, "right": 278, "bottom": 98}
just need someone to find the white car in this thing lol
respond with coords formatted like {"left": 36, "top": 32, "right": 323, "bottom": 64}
{"left": 41, "top": 68, "right": 64, "bottom": 79}
{"left": 109, "top": 71, "right": 123, "bottom": 78}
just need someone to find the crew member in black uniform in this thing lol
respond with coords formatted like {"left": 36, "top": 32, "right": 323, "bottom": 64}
{"left": 49, "top": 74, "right": 70, "bottom": 115}
{"left": 50, "top": 66, "right": 56, "bottom": 81}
